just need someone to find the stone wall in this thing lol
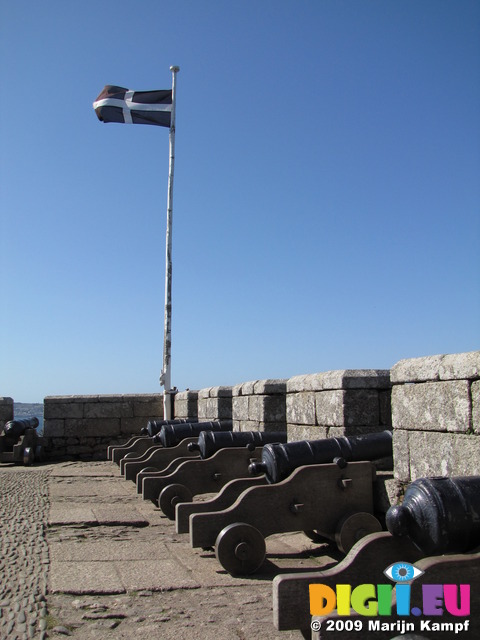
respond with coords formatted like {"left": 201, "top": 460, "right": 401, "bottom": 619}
{"left": 197, "top": 386, "right": 233, "bottom": 422}
{"left": 43, "top": 394, "right": 164, "bottom": 460}
{"left": 0, "top": 397, "right": 14, "bottom": 431}
{"left": 18, "top": 349, "right": 479, "bottom": 480}
{"left": 391, "top": 350, "right": 480, "bottom": 483}
{"left": 232, "top": 379, "right": 287, "bottom": 432}
{"left": 286, "top": 369, "right": 392, "bottom": 441}
{"left": 173, "top": 390, "right": 198, "bottom": 420}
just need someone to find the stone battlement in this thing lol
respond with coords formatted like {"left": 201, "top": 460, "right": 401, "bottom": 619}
{"left": 3, "top": 351, "right": 478, "bottom": 490}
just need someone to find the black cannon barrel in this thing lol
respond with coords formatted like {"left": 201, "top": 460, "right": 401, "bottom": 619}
{"left": 142, "top": 418, "right": 198, "bottom": 437}
{"left": 187, "top": 430, "right": 288, "bottom": 459}
{"left": 248, "top": 430, "right": 393, "bottom": 484}
{"left": 3, "top": 417, "right": 40, "bottom": 439}
{"left": 155, "top": 420, "right": 233, "bottom": 448}
{"left": 386, "top": 475, "right": 480, "bottom": 555}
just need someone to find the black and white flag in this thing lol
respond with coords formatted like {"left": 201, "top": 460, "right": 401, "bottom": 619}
{"left": 93, "top": 85, "right": 172, "bottom": 127}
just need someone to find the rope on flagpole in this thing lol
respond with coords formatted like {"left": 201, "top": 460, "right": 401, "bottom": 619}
{"left": 160, "top": 65, "right": 179, "bottom": 420}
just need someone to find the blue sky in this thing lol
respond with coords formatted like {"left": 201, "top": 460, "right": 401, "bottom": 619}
{"left": 1, "top": 0, "right": 479, "bottom": 402}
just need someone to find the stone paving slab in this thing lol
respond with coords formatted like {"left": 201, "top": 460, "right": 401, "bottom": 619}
{"left": 92, "top": 505, "right": 150, "bottom": 526}
{"left": 49, "top": 561, "right": 125, "bottom": 594}
{"left": 114, "top": 559, "right": 200, "bottom": 592}
{"left": 49, "top": 505, "right": 98, "bottom": 526}
{"left": 48, "top": 504, "right": 149, "bottom": 527}
{"left": 49, "top": 462, "right": 117, "bottom": 477}
{"left": 0, "top": 461, "right": 318, "bottom": 639}
{"left": 43, "top": 460, "right": 340, "bottom": 638}
{"left": 49, "top": 478, "right": 133, "bottom": 498}
{"left": 49, "top": 539, "right": 167, "bottom": 562}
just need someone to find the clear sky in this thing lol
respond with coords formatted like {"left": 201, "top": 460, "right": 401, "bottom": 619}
{"left": 1, "top": 0, "right": 479, "bottom": 402}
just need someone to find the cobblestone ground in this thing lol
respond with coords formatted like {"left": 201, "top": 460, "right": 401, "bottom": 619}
{"left": 0, "top": 471, "right": 50, "bottom": 640}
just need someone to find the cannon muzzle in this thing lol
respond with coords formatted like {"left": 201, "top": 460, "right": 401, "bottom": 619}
{"left": 386, "top": 475, "right": 480, "bottom": 555}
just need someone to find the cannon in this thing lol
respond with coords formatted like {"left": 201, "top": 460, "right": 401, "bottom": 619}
{"left": 187, "top": 430, "right": 287, "bottom": 458}
{"left": 140, "top": 417, "right": 197, "bottom": 437}
{"left": 154, "top": 420, "right": 233, "bottom": 448}
{"left": 187, "top": 431, "right": 393, "bottom": 575}
{"left": 139, "top": 431, "right": 287, "bottom": 516}
{"left": 386, "top": 475, "right": 480, "bottom": 555}
{"left": 249, "top": 430, "right": 393, "bottom": 483}
{"left": 148, "top": 431, "right": 287, "bottom": 520}
{"left": 0, "top": 418, "right": 44, "bottom": 465}
{"left": 108, "top": 418, "right": 198, "bottom": 463}
{"left": 4, "top": 417, "right": 39, "bottom": 439}
{"left": 120, "top": 420, "right": 234, "bottom": 479}
{"left": 189, "top": 460, "right": 382, "bottom": 575}
{"left": 273, "top": 474, "right": 480, "bottom": 638}
{"left": 108, "top": 419, "right": 229, "bottom": 464}
{"left": 122, "top": 437, "right": 200, "bottom": 482}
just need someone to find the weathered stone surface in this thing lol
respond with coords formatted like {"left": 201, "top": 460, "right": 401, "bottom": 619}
{"left": 83, "top": 402, "right": 133, "bottom": 419}
{"left": 314, "top": 390, "right": 380, "bottom": 427}
{"left": 44, "top": 420, "right": 65, "bottom": 437}
{"left": 237, "top": 381, "right": 257, "bottom": 396}
{"left": 44, "top": 402, "right": 84, "bottom": 420}
{"left": 439, "top": 351, "right": 480, "bottom": 381}
{"left": 319, "top": 369, "right": 390, "bottom": 390}
{"left": 132, "top": 399, "right": 163, "bottom": 418}
{"left": 262, "top": 395, "right": 286, "bottom": 424}
{"left": 232, "top": 396, "right": 249, "bottom": 421}
{"left": 314, "top": 390, "right": 344, "bottom": 426}
{"left": 391, "top": 351, "right": 480, "bottom": 384}
{"left": 379, "top": 390, "right": 392, "bottom": 426}
{"left": 231, "top": 380, "right": 286, "bottom": 431}
{"left": 287, "top": 370, "right": 390, "bottom": 392}
{"left": 373, "top": 475, "right": 404, "bottom": 512}
{"left": 0, "top": 397, "right": 14, "bottom": 424}
{"left": 209, "top": 386, "right": 233, "bottom": 398}
{"left": 120, "top": 417, "right": 149, "bottom": 435}
{"left": 327, "top": 425, "right": 390, "bottom": 438}
{"left": 392, "top": 381, "right": 471, "bottom": 432}
{"left": 173, "top": 390, "right": 198, "bottom": 419}
{"left": 63, "top": 419, "right": 85, "bottom": 437}
{"left": 344, "top": 389, "right": 381, "bottom": 426}
{"left": 395, "top": 430, "right": 480, "bottom": 481}
{"left": 79, "top": 419, "right": 121, "bottom": 438}
{"left": 232, "top": 383, "right": 244, "bottom": 396}
{"left": 287, "top": 374, "right": 324, "bottom": 393}
{"left": 253, "top": 379, "right": 286, "bottom": 395}
{"left": 234, "top": 420, "right": 261, "bottom": 432}
{"left": 287, "top": 425, "right": 328, "bottom": 442}
{"left": 245, "top": 396, "right": 286, "bottom": 423}
{"left": 473, "top": 380, "right": 480, "bottom": 434}
{"left": 286, "top": 392, "right": 316, "bottom": 425}
{"left": 45, "top": 395, "right": 90, "bottom": 404}
{"left": 198, "top": 395, "right": 233, "bottom": 421}
{"left": 392, "top": 429, "right": 410, "bottom": 482}
{"left": 391, "top": 355, "right": 444, "bottom": 383}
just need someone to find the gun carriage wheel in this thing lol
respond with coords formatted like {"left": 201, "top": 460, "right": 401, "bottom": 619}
{"left": 335, "top": 511, "right": 382, "bottom": 554}
{"left": 215, "top": 522, "right": 266, "bottom": 575}
{"left": 158, "top": 483, "right": 193, "bottom": 520}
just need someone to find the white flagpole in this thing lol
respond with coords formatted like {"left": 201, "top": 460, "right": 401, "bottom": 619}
{"left": 160, "top": 65, "right": 179, "bottom": 419}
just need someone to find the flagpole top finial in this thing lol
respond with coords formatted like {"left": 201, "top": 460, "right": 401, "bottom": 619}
{"left": 170, "top": 65, "right": 180, "bottom": 73}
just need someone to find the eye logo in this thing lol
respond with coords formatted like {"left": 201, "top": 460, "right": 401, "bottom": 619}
{"left": 384, "top": 562, "right": 424, "bottom": 583}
